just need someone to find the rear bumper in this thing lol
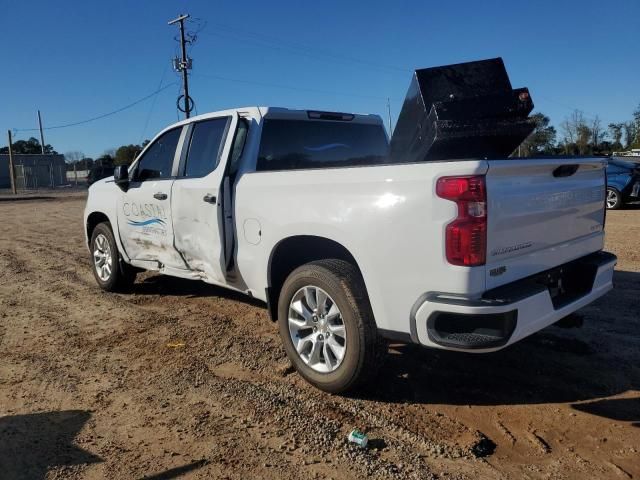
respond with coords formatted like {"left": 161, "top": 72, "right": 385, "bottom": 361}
{"left": 409, "top": 251, "right": 617, "bottom": 352}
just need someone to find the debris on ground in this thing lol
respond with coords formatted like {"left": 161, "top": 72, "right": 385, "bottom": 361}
{"left": 348, "top": 429, "right": 369, "bottom": 448}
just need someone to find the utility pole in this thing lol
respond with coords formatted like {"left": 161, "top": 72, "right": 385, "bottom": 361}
{"left": 168, "top": 14, "right": 193, "bottom": 119}
{"left": 386, "top": 98, "right": 393, "bottom": 136}
{"left": 7, "top": 130, "right": 17, "bottom": 194}
{"left": 37, "top": 110, "right": 45, "bottom": 154}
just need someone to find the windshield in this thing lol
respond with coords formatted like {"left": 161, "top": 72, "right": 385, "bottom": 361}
{"left": 257, "top": 119, "right": 389, "bottom": 171}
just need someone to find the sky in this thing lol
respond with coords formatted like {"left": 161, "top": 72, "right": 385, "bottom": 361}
{"left": 1, "top": 0, "right": 638, "bottom": 158}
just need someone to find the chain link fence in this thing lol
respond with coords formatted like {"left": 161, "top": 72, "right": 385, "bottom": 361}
{"left": 0, "top": 154, "right": 88, "bottom": 195}
{"left": 14, "top": 163, "right": 67, "bottom": 189}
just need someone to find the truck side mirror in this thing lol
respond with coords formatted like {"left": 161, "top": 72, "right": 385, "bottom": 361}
{"left": 114, "top": 165, "right": 129, "bottom": 192}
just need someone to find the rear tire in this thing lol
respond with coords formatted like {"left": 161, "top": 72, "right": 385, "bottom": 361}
{"left": 90, "top": 222, "right": 137, "bottom": 292}
{"left": 606, "top": 187, "right": 622, "bottom": 210}
{"left": 277, "top": 259, "right": 383, "bottom": 394}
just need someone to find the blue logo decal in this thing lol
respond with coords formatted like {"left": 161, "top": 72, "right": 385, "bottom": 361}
{"left": 127, "top": 218, "right": 166, "bottom": 227}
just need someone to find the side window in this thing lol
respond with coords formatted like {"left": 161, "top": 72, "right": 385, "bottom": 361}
{"left": 135, "top": 127, "right": 182, "bottom": 181}
{"left": 227, "top": 119, "right": 249, "bottom": 179}
{"left": 182, "top": 118, "right": 229, "bottom": 177}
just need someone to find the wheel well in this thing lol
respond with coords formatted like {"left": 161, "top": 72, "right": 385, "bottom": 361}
{"left": 86, "top": 212, "right": 110, "bottom": 245}
{"left": 266, "top": 235, "right": 362, "bottom": 321}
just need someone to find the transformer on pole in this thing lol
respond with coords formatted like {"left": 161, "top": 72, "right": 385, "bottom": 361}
{"left": 168, "top": 14, "right": 194, "bottom": 119}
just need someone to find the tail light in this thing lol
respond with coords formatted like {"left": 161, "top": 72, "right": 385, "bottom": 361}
{"left": 436, "top": 175, "right": 487, "bottom": 266}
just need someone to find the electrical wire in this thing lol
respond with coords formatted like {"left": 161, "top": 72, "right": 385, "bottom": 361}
{"left": 193, "top": 72, "right": 397, "bottom": 101}
{"left": 535, "top": 94, "right": 606, "bottom": 123}
{"left": 14, "top": 83, "right": 178, "bottom": 132}
{"left": 139, "top": 64, "right": 171, "bottom": 144}
{"left": 198, "top": 22, "right": 411, "bottom": 75}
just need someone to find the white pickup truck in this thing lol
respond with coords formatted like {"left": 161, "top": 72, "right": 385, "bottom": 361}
{"left": 84, "top": 60, "right": 616, "bottom": 393}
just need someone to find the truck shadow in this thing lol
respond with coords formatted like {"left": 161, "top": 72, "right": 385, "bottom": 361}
{"left": 571, "top": 397, "right": 640, "bottom": 426}
{"left": 132, "top": 267, "right": 639, "bottom": 426}
{"left": 0, "top": 410, "right": 101, "bottom": 479}
{"left": 132, "top": 274, "right": 265, "bottom": 308}
{"left": 362, "top": 270, "right": 640, "bottom": 425}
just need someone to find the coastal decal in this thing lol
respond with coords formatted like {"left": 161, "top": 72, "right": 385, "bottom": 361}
{"left": 122, "top": 202, "right": 168, "bottom": 237}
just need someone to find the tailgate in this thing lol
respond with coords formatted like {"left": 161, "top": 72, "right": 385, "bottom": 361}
{"left": 485, "top": 158, "right": 606, "bottom": 289}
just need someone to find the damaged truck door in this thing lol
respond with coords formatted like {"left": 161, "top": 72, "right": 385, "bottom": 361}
{"left": 171, "top": 113, "right": 238, "bottom": 284}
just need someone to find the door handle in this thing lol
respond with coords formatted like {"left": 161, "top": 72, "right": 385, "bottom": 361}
{"left": 153, "top": 192, "right": 167, "bottom": 200}
{"left": 553, "top": 164, "right": 579, "bottom": 177}
{"left": 203, "top": 194, "right": 217, "bottom": 204}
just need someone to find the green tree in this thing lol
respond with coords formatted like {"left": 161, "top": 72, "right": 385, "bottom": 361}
{"left": 114, "top": 144, "right": 143, "bottom": 165}
{"left": 632, "top": 103, "right": 640, "bottom": 148}
{"left": 0, "top": 137, "right": 57, "bottom": 154}
{"left": 623, "top": 122, "right": 637, "bottom": 149}
{"left": 519, "top": 113, "right": 557, "bottom": 156}
{"left": 576, "top": 123, "right": 592, "bottom": 155}
{"left": 608, "top": 123, "right": 624, "bottom": 150}
{"left": 95, "top": 154, "right": 113, "bottom": 166}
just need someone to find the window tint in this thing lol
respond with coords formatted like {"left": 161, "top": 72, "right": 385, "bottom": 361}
{"left": 135, "top": 128, "right": 181, "bottom": 181}
{"left": 257, "top": 119, "right": 389, "bottom": 171}
{"left": 183, "top": 118, "right": 229, "bottom": 177}
{"left": 227, "top": 119, "right": 249, "bottom": 179}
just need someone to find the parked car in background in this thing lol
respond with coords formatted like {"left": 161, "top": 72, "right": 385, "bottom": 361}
{"left": 606, "top": 157, "right": 640, "bottom": 209}
{"left": 87, "top": 165, "right": 115, "bottom": 187}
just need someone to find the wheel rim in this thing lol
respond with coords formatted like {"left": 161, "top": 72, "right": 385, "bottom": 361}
{"left": 93, "top": 233, "right": 113, "bottom": 282}
{"left": 288, "top": 286, "right": 347, "bottom": 373}
{"left": 606, "top": 189, "right": 618, "bottom": 208}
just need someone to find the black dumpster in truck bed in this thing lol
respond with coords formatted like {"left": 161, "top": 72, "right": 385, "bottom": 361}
{"left": 390, "top": 58, "right": 536, "bottom": 162}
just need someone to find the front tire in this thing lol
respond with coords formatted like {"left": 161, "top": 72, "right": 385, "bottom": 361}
{"left": 277, "top": 259, "right": 382, "bottom": 393}
{"left": 90, "top": 222, "right": 136, "bottom": 292}
{"left": 606, "top": 187, "right": 622, "bottom": 210}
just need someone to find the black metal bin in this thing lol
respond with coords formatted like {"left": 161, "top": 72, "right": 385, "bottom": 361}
{"left": 390, "top": 58, "right": 536, "bottom": 162}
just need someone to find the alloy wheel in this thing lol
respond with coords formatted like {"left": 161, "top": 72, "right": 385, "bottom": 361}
{"left": 93, "top": 233, "right": 113, "bottom": 282}
{"left": 288, "top": 286, "right": 347, "bottom": 373}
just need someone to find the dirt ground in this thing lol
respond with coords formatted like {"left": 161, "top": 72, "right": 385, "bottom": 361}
{"left": 0, "top": 192, "right": 638, "bottom": 480}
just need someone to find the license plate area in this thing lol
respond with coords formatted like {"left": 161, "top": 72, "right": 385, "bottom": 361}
{"left": 535, "top": 262, "right": 597, "bottom": 309}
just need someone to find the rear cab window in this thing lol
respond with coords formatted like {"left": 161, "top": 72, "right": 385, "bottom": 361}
{"left": 257, "top": 118, "right": 389, "bottom": 171}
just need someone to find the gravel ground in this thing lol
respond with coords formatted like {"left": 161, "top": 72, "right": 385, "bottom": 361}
{"left": 0, "top": 193, "right": 638, "bottom": 479}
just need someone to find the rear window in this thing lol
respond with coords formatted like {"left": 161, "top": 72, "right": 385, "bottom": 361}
{"left": 257, "top": 119, "right": 389, "bottom": 171}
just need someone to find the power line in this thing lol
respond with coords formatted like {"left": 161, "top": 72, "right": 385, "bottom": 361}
{"left": 535, "top": 95, "right": 611, "bottom": 123}
{"left": 193, "top": 72, "right": 398, "bottom": 102}
{"left": 139, "top": 65, "right": 170, "bottom": 144}
{"left": 198, "top": 22, "right": 411, "bottom": 75}
{"left": 14, "top": 83, "right": 177, "bottom": 132}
